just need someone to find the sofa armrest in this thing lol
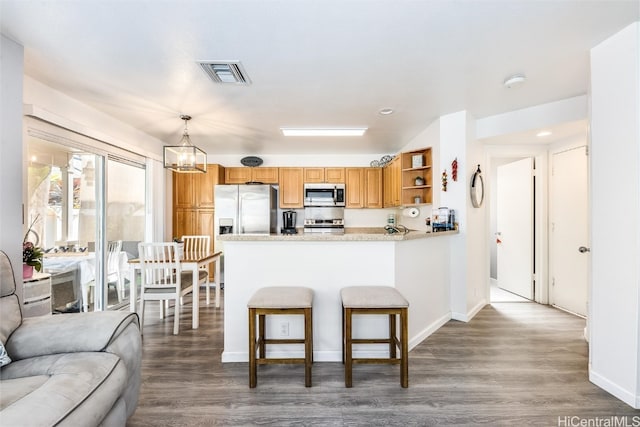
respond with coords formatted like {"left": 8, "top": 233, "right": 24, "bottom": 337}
{"left": 5, "top": 311, "right": 139, "bottom": 361}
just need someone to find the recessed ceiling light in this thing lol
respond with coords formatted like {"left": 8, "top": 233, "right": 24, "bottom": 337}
{"left": 503, "top": 74, "right": 526, "bottom": 89}
{"left": 379, "top": 108, "right": 394, "bottom": 115}
{"left": 536, "top": 130, "right": 552, "bottom": 137}
{"left": 280, "top": 128, "right": 367, "bottom": 137}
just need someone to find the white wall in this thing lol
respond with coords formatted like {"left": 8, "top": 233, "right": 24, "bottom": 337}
{"left": 0, "top": 35, "right": 24, "bottom": 289}
{"left": 589, "top": 21, "right": 640, "bottom": 409}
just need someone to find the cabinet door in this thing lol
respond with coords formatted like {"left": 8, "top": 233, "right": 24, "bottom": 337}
{"left": 194, "top": 168, "right": 215, "bottom": 209}
{"left": 252, "top": 167, "right": 279, "bottom": 184}
{"left": 279, "top": 168, "right": 304, "bottom": 208}
{"left": 174, "top": 209, "right": 196, "bottom": 240}
{"left": 196, "top": 210, "right": 216, "bottom": 279}
{"left": 325, "top": 168, "right": 345, "bottom": 183}
{"left": 225, "top": 167, "right": 252, "bottom": 184}
{"left": 345, "top": 168, "right": 364, "bottom": 208}
{"left": 304, "top": 168, "right": 324, "bottom": 183}
{"left": 364, "top": 168, "right": 383, "bottom": 208}
{"left": 383, "top": 157, "right": 401, "bottom": 207}
{"left": 173, "top": 173, "right": 195, "bottom": 208}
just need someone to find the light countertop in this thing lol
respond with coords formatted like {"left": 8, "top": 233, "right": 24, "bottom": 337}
{"left": 218, "top": 227, "right": 458, "bottom": 242}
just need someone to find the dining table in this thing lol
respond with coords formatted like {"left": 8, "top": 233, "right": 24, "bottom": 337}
{"left": 44, "top": 251, "right": 130, "bottom": 312}
{"left": 128, "top": 251, "right": 222, "bottom": 329}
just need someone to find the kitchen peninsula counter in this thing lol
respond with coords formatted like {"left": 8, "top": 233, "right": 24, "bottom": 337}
{"left": 218, "top": 228, "right": 458, "bottom": 241}
{"left": 221, "top": 227, "right": 458, "bottom": 363}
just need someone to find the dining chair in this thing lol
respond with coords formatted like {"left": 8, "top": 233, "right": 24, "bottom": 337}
{"left": 83, "top": 240, "right": 123, "bottom": 311}
{"left": 181, "top": 235, "right": 216, "bottom": 305}
{"left": 138, "top": 242, "right": 193, "bottom": 335}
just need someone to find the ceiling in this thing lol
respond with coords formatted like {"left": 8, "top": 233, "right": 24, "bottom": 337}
{"left": 1, "top": 1, "right": 638, "bottom": 156}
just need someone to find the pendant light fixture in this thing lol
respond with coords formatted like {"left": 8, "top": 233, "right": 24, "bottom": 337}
{"left": 163, "top": 115, "right": 207, "bottom": 173}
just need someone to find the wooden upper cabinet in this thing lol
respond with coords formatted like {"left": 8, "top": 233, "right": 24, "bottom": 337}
{"left": 364, "top": 167, "right": 383, "bottom": 208}
{"left": 173, "top": 173, "right": 195, "bottom": 208}
{"left": 345, "top": 168, "right": 364, "bottom": 208}
{"left": 279, "top": 167, "right": 304, "bottom": 208}
{"left": 173, "top": 164, "right": 224, "bottom": 209}
{"left": 325, "top": 168, "right": 345, "bottom": 183}
{"left": 304, "top": 168, "right": 324, "bottom": 183}
{"left": 383, "top": 157, "right": 401, "bottom": 207}
{"left": 225, "top": 167, "right": 278, "bottom": 184}
{"left": 346, "top": 167, "right": 382, "bottom": 209}
{"left": 224, "top": 167, "right": 252, "bottom": 184}
{"left": 251, "top": 167, "right": 279, "bottom": 183}
{"left": 303, "top": 167, "right": 345, "bottom": 183}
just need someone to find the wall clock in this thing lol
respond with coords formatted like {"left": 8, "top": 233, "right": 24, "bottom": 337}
{"left": 470, "top": 164, "right": 484, "bottom": 208}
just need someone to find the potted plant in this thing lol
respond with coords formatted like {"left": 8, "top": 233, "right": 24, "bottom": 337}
{"left": 22, "top": 241, "right": 43, "bottom": 278}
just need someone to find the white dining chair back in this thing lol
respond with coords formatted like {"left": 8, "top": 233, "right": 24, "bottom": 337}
{"left": 181, "top": 235, "right": 217, "bottom": 305}
{"left": 106, "top": 240, "right": 124, "bottom": 301}
{"left": 138, "top": 242, "right": 194, "bottom": 335}
{"left": 83, "top": 240, "right": 124, "bottom": 312}
{"left": 182, "top": 235, "right": 210, "bottom": 254}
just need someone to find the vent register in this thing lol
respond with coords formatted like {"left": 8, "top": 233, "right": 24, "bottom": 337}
{"left": 197, "top": 61, "right": 251, "bottom": 85}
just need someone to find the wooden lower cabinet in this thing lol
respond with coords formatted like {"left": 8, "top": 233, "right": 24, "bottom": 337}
{"left": 174, "top": 209, "right": 215, "bottom": 279}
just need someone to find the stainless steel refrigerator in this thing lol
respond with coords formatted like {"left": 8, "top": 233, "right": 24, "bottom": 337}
{"left": 214, "top": 184, "right": 278, "bottom": 283}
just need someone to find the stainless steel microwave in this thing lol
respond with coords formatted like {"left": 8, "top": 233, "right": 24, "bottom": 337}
{"left": 303, "top": 183, "right": 346, "bottom": 207}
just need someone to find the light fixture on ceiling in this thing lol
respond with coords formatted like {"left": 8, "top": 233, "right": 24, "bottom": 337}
{"left": 379, "top": 108, "right": 394, "bottom": 116}
{"left": 503, "top": 74, "right": 527, "bottom": 89}
{"left": 163, "top": 115, "right": 207, "bottom": 173}
{"left": 536, "top": 130, "right": 552, "bottom": 137}
{"left": 280, "top": 128, "right": 368, "bottom": 137}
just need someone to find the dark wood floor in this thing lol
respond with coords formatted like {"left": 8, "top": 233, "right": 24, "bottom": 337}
{"left": 127, "top": 292, "right": 639, "bottom": 426}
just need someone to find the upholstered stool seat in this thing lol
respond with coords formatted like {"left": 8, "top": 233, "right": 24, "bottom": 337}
{"left": 341, "top": 286, "right": 409, "bottom": 388}
{"left": 247, "top": 286, "right": 313, "bottom": 387}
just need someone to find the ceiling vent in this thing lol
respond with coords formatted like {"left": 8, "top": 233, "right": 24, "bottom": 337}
{"left": 197, "top": 61, "right": 251, "bottom": 85}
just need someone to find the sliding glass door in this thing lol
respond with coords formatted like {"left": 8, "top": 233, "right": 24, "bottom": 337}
{"left": 26, "top": 134, "right": 146, "bottom": 313}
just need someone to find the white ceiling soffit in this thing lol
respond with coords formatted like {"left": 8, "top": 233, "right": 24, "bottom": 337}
{"left": 197, "top": 61, "right": 251, "bottom": 85}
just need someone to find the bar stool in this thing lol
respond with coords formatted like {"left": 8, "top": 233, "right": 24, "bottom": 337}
{"left": 247, "top": 286, "right": 314, "bottom": 388}
{"left": 341, "top": 286, "right": 409, "bottom": 388}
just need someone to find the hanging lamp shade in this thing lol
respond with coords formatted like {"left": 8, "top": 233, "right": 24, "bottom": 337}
{"left": 163, "top": 115, "right": 207, "bottom": 173}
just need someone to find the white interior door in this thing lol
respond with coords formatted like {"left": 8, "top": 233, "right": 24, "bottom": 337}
{"left": 496, "top": 158, "right": 534, "bottom": 300}
{"left": 550, "top": 146, "right": 589, "bottom": 316}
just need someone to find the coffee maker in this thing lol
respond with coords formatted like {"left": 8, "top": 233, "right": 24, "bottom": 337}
{"left": 282, "top": 210, "right": 297, "bottom": 234}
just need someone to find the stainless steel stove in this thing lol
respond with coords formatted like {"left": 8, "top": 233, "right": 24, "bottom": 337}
{"left": 303, "top": 207, "right": 345, "bottom": 234}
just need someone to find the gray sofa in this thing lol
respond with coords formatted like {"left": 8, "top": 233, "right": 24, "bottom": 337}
{"left": 0, "top": 250, "right": 142, "bottom": 426}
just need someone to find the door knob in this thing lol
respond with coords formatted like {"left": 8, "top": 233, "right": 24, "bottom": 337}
{"left": 578, "top": 246, "right": 590, "bottom": 253}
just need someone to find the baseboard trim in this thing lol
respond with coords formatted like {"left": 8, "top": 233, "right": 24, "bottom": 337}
{"left": 409, "top": 312, "right": 452, "bottom": 351}
{"left": 451, "top": 300, "right": 487, "bottom": 322}
{"left": 589, "top": 365, "right": 640, "bottom": 409}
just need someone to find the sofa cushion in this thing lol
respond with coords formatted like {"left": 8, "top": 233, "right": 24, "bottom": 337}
{"left": 0, "top": 251, "right": 22, "bottom": 344}
{"left": 6, "top": 311, "right": 138, "bottom": 361}
{"left": 0, "top": 351, "right": 127, "bottom": 426}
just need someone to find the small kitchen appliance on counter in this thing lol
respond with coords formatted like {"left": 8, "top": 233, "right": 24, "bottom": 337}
{"left": 282, "top": 210, "right": 298, "bottom": 234}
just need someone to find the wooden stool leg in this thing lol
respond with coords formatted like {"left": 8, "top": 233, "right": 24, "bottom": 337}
{"left": 258, "top": 313, "right": 266, "bottom": 358}
{"left": 304, "top": 307, "right": 312, "bottom": 387}
{"left": 400, "top": 307, "right": 408, "bottom": 388}
{"left": 341, "top": 305, "right": 345, "bottom": 364}
{"left": 345, "top": 307, "right": 353, "bottom": 388}
{"left": 249, "top": 308, "right": 257, "bottom": 388}
{"left": 389, "top": 313, "right": 397, "bottom": 358}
